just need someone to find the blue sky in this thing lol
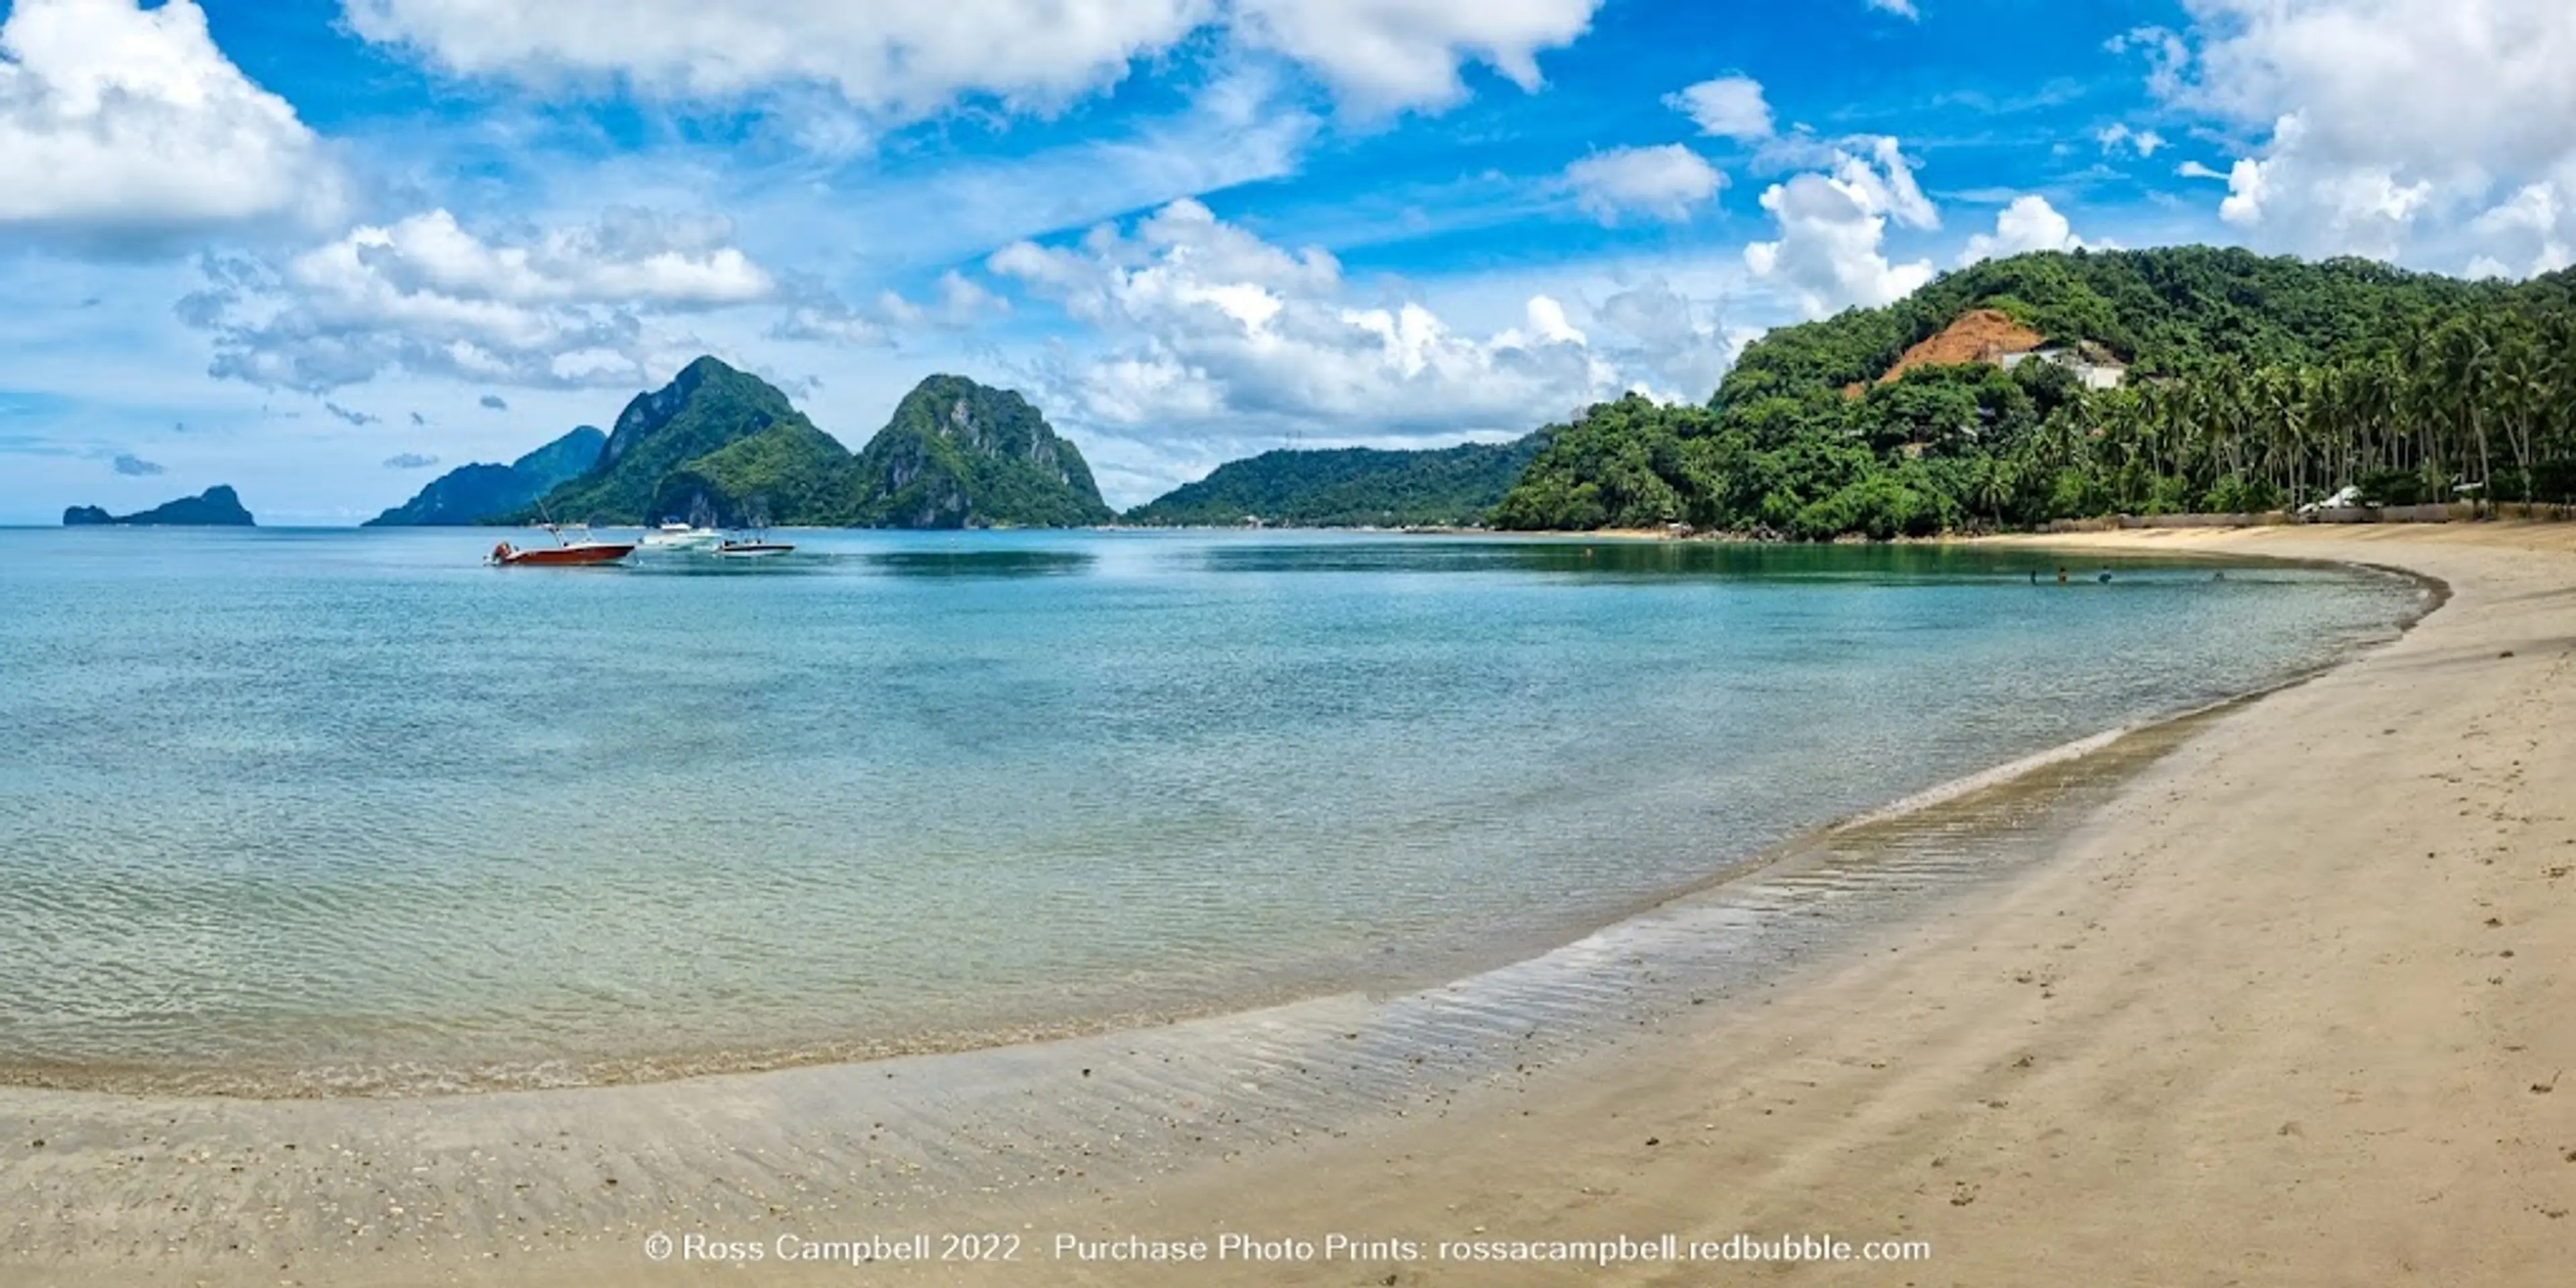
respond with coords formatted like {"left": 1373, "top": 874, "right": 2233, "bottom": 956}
{"left": 2, "top": 0, "right": 2571, "bottom": 522}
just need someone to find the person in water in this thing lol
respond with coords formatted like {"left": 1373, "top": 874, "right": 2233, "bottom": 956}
{"left": 2057, "top": 566, "right": 2069, "bottom": 584}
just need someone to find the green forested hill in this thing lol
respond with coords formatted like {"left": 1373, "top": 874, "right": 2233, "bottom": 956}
{"left": 525, "top": 358, "right": 800, "bottom": 523}
{"left": 647, "top": 417, "right": 853, "bottom": 528}
{"left": 1717, "top": 247, "right": 2507, "bottom": 404}
{"left": 1496, "top": 248, "right": 2576, "bottom": 537}
{"left": 503, "top": 362, "right": 1111, "bottom": 528}
{"left": 847, "top": 376, "right": 1114, "bottom": 528}
{"left": 1125, "top": 435, "right": 1544, "bottom": 527}
{"left": 366, "top": 427, "right": 604, "bottom": 526}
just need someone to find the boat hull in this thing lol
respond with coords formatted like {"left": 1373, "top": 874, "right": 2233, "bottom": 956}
{"left": 494, "top": 543, "right": 635, "bottom": 566}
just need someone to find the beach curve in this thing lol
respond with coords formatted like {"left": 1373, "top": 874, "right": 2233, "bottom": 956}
{"left": 3, "top": 524, "right": 2569, "bottom": 1285}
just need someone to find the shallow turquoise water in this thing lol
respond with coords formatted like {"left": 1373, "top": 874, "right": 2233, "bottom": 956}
{"left": 0, "top": 528, "right": 2422, "bottom": 1094}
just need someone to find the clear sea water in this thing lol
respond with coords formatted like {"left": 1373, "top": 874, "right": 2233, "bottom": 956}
{"left": 0, "top": 528, "right": 2422, "bottom": 1095}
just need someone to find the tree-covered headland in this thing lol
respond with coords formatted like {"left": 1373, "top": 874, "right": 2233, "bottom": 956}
{"left": 1495, "top": 248, "right": 2576, "bottom": 537}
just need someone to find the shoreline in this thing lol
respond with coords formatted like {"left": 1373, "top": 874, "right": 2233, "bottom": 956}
{"left": 1016, "top": 523, "right": 2576, "bottom": 1287}
{"left": 7, "top": 525, "right": 2567, "bottom": 1284}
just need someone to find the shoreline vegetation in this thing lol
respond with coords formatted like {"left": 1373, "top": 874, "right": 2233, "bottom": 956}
{"left": 10, "top": 525, "right": 2565, "bottom": 1285}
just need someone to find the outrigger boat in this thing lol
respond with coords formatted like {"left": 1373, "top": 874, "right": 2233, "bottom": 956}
{"left": 488, "top": 524, "right": 636, "bottom": 567}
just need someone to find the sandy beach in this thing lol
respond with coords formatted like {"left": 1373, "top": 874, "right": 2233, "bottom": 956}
{"left": 1030, "top": 524, "right": 2575, "bottom": 1288}
{"left": 7, "top": 524, "right": 2573, "bottom": 1286}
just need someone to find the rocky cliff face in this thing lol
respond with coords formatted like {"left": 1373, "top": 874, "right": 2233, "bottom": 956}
{"left": 846, "top": 376, "right": 1113, "bottom": 529}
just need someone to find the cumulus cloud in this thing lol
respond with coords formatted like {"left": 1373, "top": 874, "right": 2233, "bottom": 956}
{"left": 1591, "top": 278, "right": 1753, "bottom": 403}
{"left": 347, "top": 0, "right": 1599, "bottom": 116}
{"left": 344, "top": 0, "right": 1206, "bottom": 115}
{"left": 1743, "top": 137, "right": 1939, "bottom": 319}
{"left": 2468, "top": 182, "right": 2573, "bottom": 278}
{"left": 111, "top": 452, "right": 165, "bottom": 476}
{"left": 183, "top": 207, "right": 777, "bottom": 392}
{"left": 0, "top": 0, "right": 337, "bottom": 246}
{"left": 1868, "top": 0, "right": 1921, "bottom": 18}
{"left": 1664, "top": 74, "right": 1773, "bottom": 142}
{"left": 983, "top": 199, "right": 1726, "bottom": 470}
{"left": 2159, "top": 0, "right": 2576, "bottom": 268}
{"left": 2176, "top": 160, "right": 2229, "bottom": 180}
{"left": 1959, "top": 195, "right": 2090, "bottom": 265}
{"left": 1564, "top": 144, "right": 1723, "bottom": 224}
{"left": 384, "top": 452, "right": 439, "bottom": 470}
{"left": 1232, "top": 0, "right": 1599, "bottom": 113}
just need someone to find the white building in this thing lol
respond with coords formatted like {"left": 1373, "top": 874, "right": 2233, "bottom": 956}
{"left": 1998, "top": 346, "right": 2129, "bottom": 390}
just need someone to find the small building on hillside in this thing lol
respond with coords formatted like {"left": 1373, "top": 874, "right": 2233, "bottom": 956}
{"left": 1998, "top": 345, "right": 2129, "bottom": 390}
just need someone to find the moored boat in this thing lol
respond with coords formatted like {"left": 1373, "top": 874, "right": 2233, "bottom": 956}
{"left": 639, "top": 521, "right": 722, "bottom": 550}
{"left": 712, "top": 537, "right": 796, "bottom": 558}
{"left": 488, "top": 525, "right": 636, "bottom": 567}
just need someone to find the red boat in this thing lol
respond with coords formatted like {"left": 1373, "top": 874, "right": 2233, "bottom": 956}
{"left": 488, "top": 526, "right": 635, "bottom": 567}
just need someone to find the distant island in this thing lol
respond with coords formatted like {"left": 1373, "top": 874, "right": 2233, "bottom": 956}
{"left": 364, "top": 427, "right": 606, "bottom": 526}
{"left": 509, "top": 358, "right": 1113, "bottom": 529}
{"left": 1124, "top": 435, "right": 1544, "bottom": 529}
{"left": 64, "top": 486, "right": 256, "bottom": 527}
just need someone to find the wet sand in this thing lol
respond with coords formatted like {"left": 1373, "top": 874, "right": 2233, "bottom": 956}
{"left": 7, "top": 525, "right": 2573, "bottom": 1285}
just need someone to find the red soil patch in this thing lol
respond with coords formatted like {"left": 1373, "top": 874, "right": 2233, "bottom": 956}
{"left": 1847, "top": 309, "right": 2046, "bottom": 397}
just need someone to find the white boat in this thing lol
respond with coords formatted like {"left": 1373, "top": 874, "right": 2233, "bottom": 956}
{"left": 639, "top": 521, "right": 722, "bottom": 550}
{"left": 713, "top": 536, "right": 796, "bottom": 558}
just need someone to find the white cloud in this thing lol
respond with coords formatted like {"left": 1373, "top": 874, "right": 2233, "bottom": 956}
{"left": 1591, "top": 278, "right": 1746, "bottom": 402}
{"left": 1232, "top": 0, "right": 1600, "bottom": 113}
{"left": 774, "top": 269, "right": 1010, "bottom": 346}
{"left": 2215, "top": 115, "right": 2434, "bottom": 261}
{"left": 347, "top": 0, "right": 1600, "bottom": 116}
{"left": 0, "top": 0, "right": 337, "bottom": 244}
{"left": 1743, "top": 137, "right": 1938, "bottom": 319}
{"left": 2467, "top": 182, "right": 2573, "bottom": 278}
{"left": 879, "top": 270, "right": 1010, "bottom": 329}
{"left": 983, "top": 199, "right": 1727, "bottom": 465}
{"left": 1664, "top": 74, "right": 1773, "bottom": 142}
{"left": 184, "top": 207, "right": 777, "bottom": 392}
{"left": 1959, "top": 195, "right": 2090, "bottom": 265}
{"left": 2096, "top": 123, "right": 2165, "bottom": 157}
{"left": 1868, "top": 0, "right": 1921, "bottom": 19}
{"left": 345, "top": 0, "right": 1210, "bottom": 116}
{"left": 2161, "top": 0, "right": 2576, "bottom": 266}
{"left": 2175, "top": 160, "right": 2229, "bottom": 180}
{"left": 1564, "top": 144, "right": 1723, "bottom": 224}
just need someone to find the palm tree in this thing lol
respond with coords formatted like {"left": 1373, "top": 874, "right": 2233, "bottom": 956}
{"left": 1972, "top": 455, "right": 2020, "bottom": 528}
{"left": 2438, "top": 321, "right": 2496, "bottom": 514}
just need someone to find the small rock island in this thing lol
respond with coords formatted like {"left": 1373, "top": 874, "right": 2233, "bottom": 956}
{"left": 63, "top": 486, "right": 258, "bottom": 527}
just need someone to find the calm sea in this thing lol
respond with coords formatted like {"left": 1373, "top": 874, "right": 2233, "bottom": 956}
{"left": 0, "top": 528, "right": 2422, "bottom": 1095}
